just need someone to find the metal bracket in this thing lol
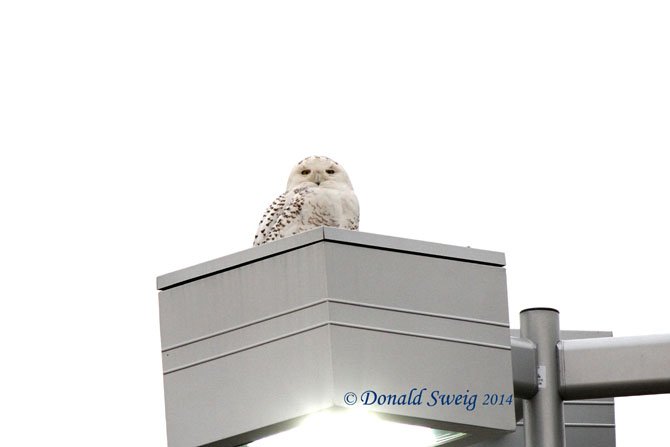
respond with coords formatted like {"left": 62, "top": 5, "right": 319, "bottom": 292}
{"left": 511, "top": 336, "right": 538, "bottom": 399}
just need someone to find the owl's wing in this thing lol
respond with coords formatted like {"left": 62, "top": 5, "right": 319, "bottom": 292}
{"left": 253, "top": 192, "right": 287, "bottom": 246}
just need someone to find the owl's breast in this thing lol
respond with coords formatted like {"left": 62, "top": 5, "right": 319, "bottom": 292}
{"left": 301, "top": 187, "right": 359, "bottom": 230}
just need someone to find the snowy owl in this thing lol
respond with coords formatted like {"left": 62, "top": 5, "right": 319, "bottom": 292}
{"left": 253, "top": 156, "right": 360, "bottom": 246}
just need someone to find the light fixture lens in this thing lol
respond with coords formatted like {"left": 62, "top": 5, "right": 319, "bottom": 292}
{"left": 247, "top": 409, "right": 468, "bottom": 447}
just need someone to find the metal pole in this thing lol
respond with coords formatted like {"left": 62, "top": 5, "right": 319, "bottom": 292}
{"left": 520, "top": 308, "right": 565, "bottom": 447}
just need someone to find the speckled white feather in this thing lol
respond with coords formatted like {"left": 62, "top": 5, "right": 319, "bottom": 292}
{"left": 254, "top": 156, "right": 359, "bottom": 246}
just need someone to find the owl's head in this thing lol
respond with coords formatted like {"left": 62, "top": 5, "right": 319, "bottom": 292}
{"left": 286, "top": 156, "right": 354, "bottom": 191}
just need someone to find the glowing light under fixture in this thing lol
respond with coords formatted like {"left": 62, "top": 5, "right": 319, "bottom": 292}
{"left": 247, "top": 409, "right": 469, "bottom": 447}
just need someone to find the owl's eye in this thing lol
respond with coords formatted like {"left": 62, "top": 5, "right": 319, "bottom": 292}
{"left": 325, "top": 169, "right": 335, "bottom": 174}
{"left": 301, "top": 169, "right": 311, "bottom": 175}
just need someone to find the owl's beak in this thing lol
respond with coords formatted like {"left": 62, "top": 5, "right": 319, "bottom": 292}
{"left": 314, "top": 173, "right": 322, "bottom": 186}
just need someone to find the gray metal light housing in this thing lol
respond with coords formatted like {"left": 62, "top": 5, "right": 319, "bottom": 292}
{"left": 157, "top": 228, "right": 516, "bottom": 446}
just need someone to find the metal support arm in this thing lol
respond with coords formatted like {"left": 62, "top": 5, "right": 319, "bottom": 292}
{"left": 512, "top": 308, "right": 670, "bottom": 447}
{"left": 558, "top": 333, "right": 670, "bottom": 400}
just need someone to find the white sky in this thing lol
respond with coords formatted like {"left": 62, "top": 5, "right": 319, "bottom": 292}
{"left": 1, "top": 1, "right": 669, "bottom": 446}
